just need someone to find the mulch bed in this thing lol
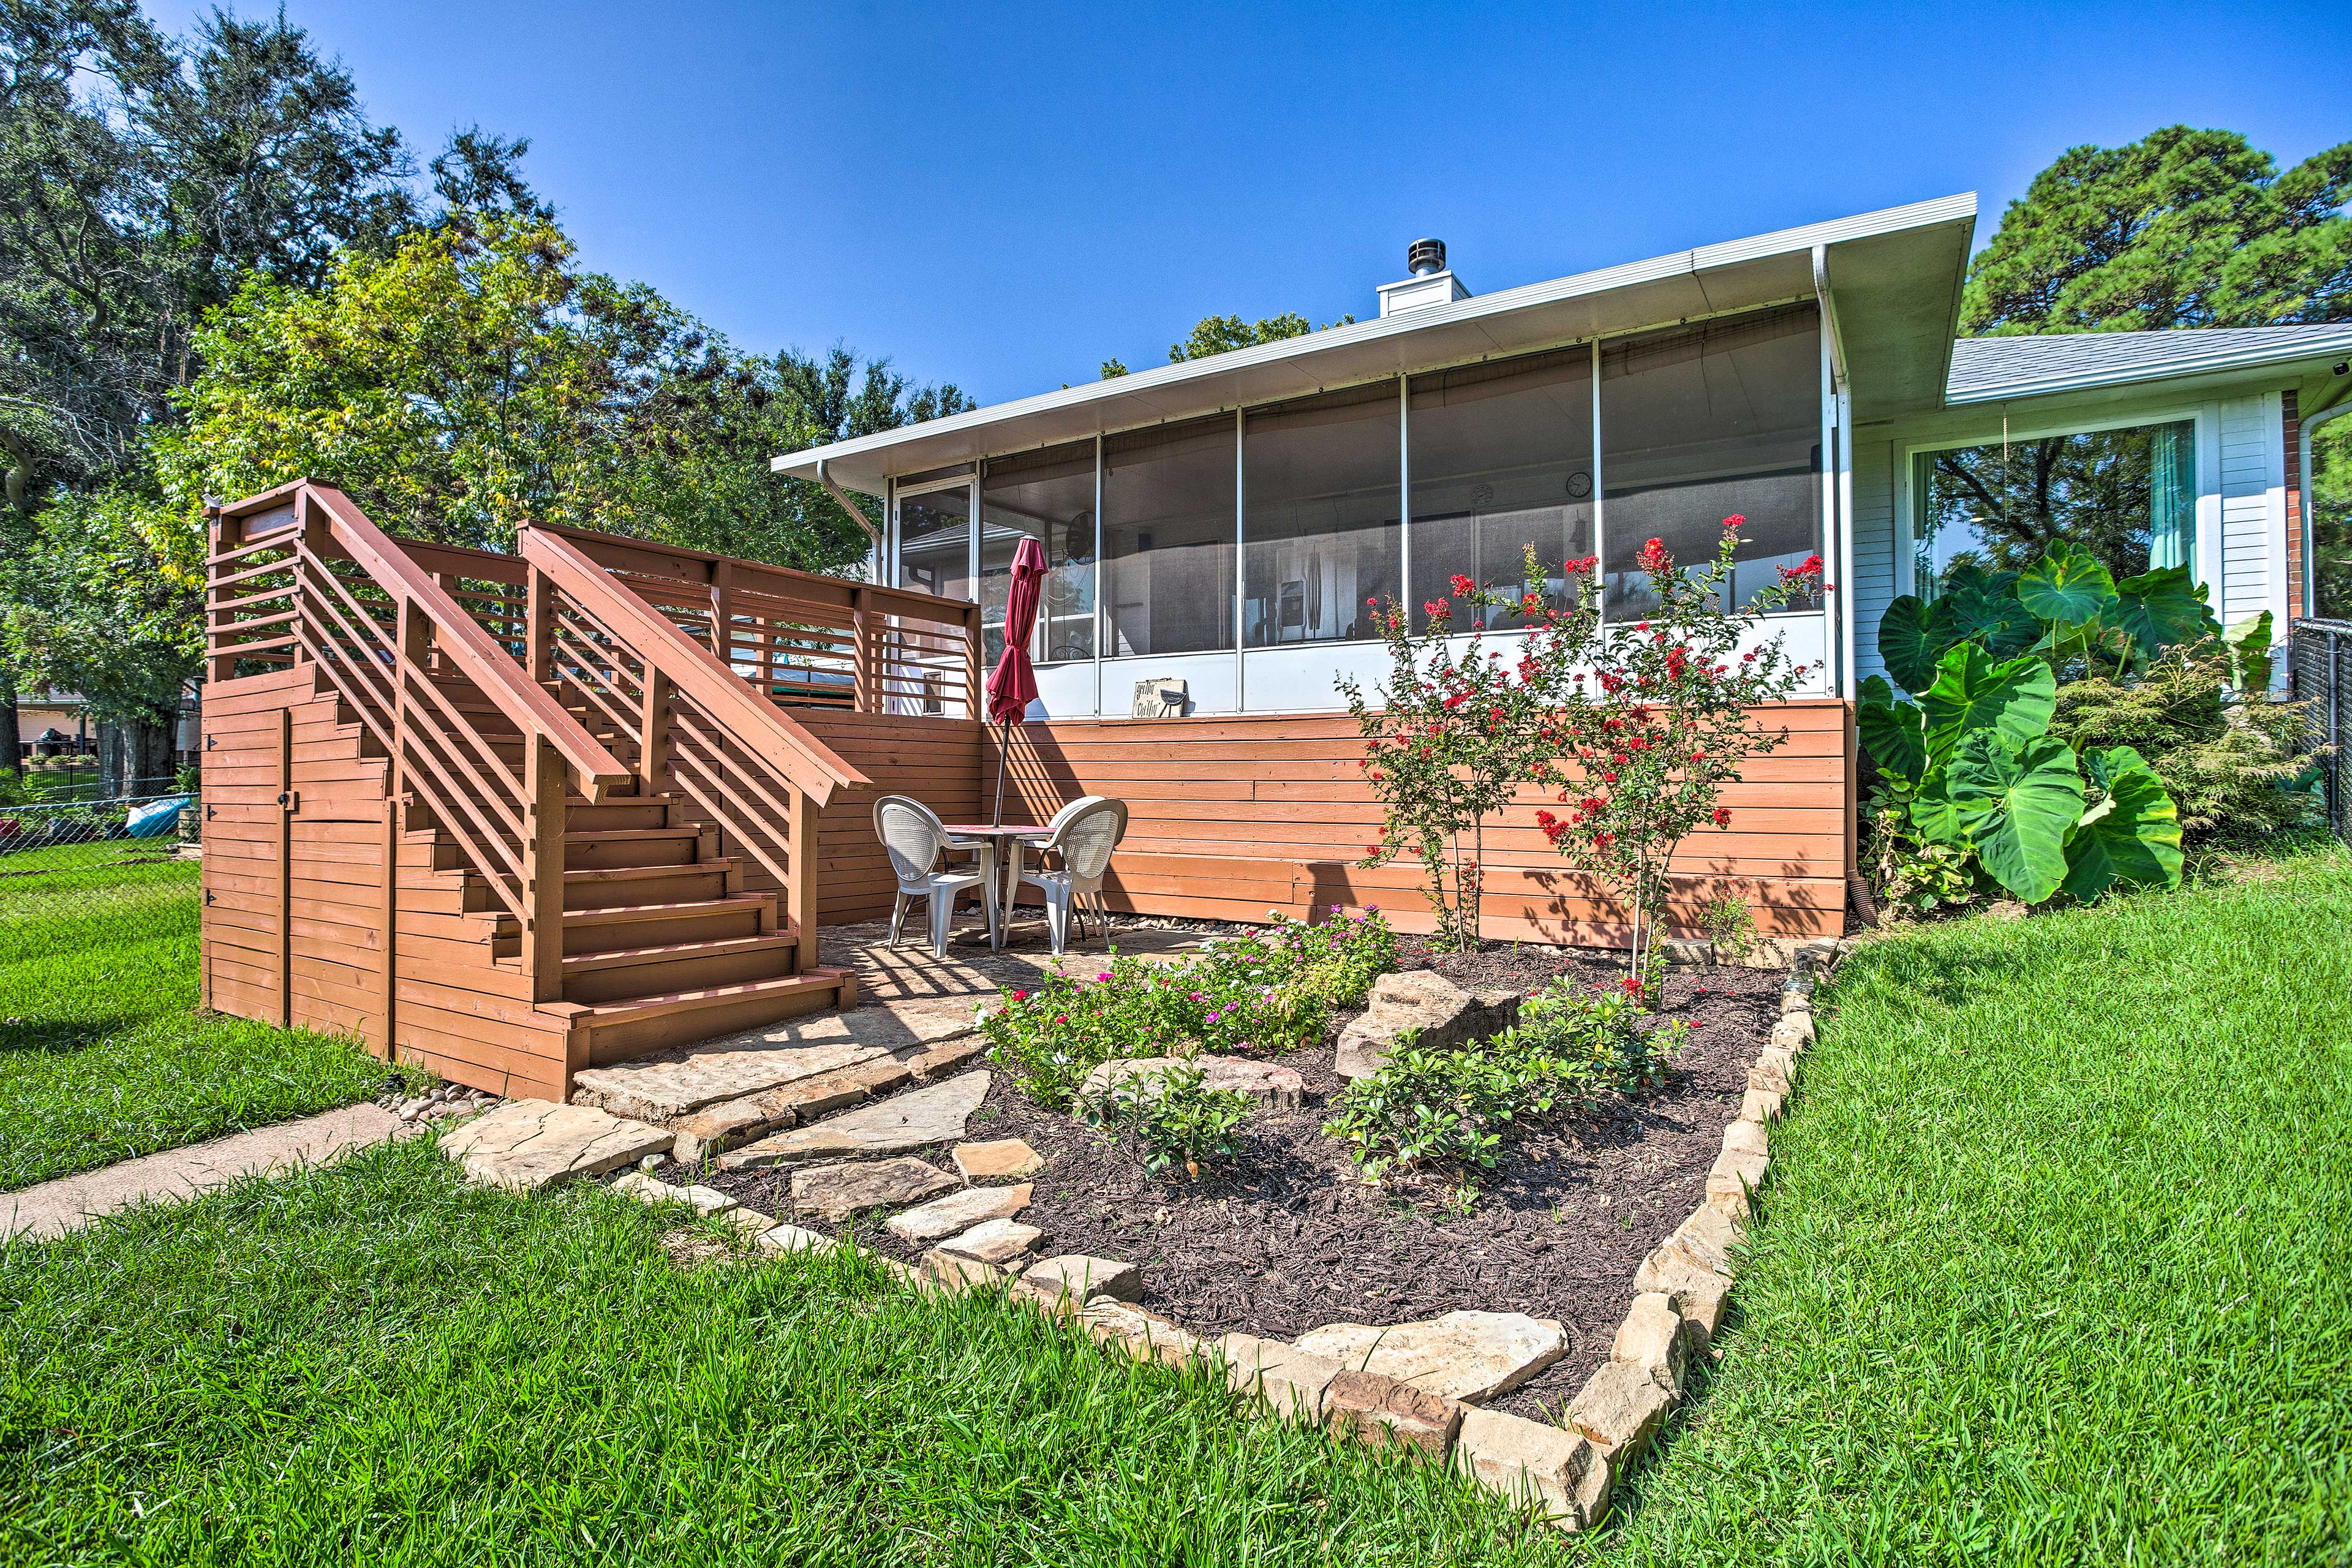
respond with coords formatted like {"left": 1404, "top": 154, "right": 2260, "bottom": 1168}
{"left": 698, "top": 940, "right": 1781, "bottom": 1423}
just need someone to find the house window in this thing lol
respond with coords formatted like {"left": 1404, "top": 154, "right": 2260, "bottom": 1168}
{"left": 1408, "top": 344, "right": 1596, "bottom": 629}
{"left": 1599, "top": 303, "right": 1821, "bottom": 617}
{"left": 981, "top": 441, "right": 1096, "bottom": 665}
{"left": 1102, "top": 416, "right": 1235, "bottom": 657}
{"left": 1912, "top": 418, "right": 2197, "bottom": 595}
{"left": 1243, "top": 381, "right": 1400, "bottom": 646}
{"left": 895, "top": 479, "right": 973, "bottom": 601}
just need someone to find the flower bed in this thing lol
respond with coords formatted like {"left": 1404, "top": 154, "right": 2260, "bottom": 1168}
{"left": 704, "top": 925, "right": 1784, "bottom": 1424}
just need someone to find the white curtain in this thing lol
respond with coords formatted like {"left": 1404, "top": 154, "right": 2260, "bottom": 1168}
{"left": 2149, "top": 422, "right": 2195, "bottom": 571}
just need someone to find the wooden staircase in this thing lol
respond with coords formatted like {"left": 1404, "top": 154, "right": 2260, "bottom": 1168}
{"left": 197, "top": 480, "right": 870, "bottom": 1103}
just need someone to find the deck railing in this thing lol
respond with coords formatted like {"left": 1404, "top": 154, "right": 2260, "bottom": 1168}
{"left": 527, "top": 525, "right": 984, "bottom": 720}
{"left": 518, "top": 526, "right": 868, "bottom": 973}
{"left": 205, "top": 483, "right": 631, "bottom": 1003}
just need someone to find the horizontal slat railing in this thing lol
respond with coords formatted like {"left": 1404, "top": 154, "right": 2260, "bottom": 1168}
{"left": 519, "top": 524, "right": 873, "bottom": 972}
{"left": 528, "top": 522, "right": 983, "bottom": 720}
{"left": 206, "top": 482, "right": 633, "bottom": 1003}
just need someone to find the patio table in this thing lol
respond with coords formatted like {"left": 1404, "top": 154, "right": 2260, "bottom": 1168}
{"left": 938, "top": 823, "right": 1055, "bottom": 951}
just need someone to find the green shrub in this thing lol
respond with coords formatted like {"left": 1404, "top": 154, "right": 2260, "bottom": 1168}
{"left": 1324, "top": 972, "right": 1687, "bottom": 1188}
{"left": 2051, "top": 640, "right": 2315, "bottom": 842}
{"left": 981, "top": 907, "right": 1398, "bottom": 1108}
{"left": 1082, "top": 1063, "right": 1255, "bottom": 1178}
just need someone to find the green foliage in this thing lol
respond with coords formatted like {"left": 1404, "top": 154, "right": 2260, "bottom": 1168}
{"left": 2060, "top": 747, "right": 2184, "bottom": 902}
{"left": 1963, "top": 126, "right": 2352, "bottom": 334}
{"left": 1695, "top": 889, "right": 1759, "bottom": 965}
{"left": 1082, "top": 1063, "right": 1255, "bottom": 1178}
{"left": 1322, "top": 973, "right": 1680, "bottom": 1187}
{"left": 2051, "top": 641, "right": 2316, "bottom": 842}
{"left": 1097, "top": 309, "right": 1355, "bottom": 380}
{"left": 981, "top": 908, "right": 1396, "bottom": 1107}
{"left": 1918, "top": 731, "right": 2086, "bottom": 904}
{"left": 1919, "top": 642, "right": 2058, "bottom": 765}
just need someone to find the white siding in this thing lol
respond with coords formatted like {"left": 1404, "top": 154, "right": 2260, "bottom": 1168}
{"left": 1850, "top": 435, "right": 1898, "bottom": 688}
{"left": 2217, "top": 391, "right": 2282, "bottom": 627}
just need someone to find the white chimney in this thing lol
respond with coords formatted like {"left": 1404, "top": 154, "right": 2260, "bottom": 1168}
{"left": 1376, "top": 237, "right": 1471, "bottom": 317}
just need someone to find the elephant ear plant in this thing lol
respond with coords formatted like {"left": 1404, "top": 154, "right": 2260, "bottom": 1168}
{"left": 1859, "top": 541, "right": 2236, "bottom": 907}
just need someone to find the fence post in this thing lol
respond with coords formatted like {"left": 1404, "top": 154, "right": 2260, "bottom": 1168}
{"left": 638, "top": 671, "right": 671, "bottom": 791}
{"left": 524, "top": 735, "right": 567, "bottom": 1005}
{"left": 526, "top": 566, "right": 554, "bottom": 686}
{"left": 206, "top": 505, "right": 241, "bottom": 685}
{"left": 853, "top": 586, "right": 875, "bottom": 712}
{"left": 965, "top": 603, "right": 984, "bottom": 719}
{"left": 709, "top": 560, "right": 734, "bottom": 662}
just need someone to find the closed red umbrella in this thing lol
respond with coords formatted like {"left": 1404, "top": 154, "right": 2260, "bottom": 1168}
{"left": 987, "top": 535, "right": 1049, "bottom": 825}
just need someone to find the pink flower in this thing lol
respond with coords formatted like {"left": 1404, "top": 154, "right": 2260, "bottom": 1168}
{"left": 1097, "top": 973, "right": 1112, "bottom": 982}
{"left": 1009, "top": 989, "right": 1027, "bottom": 1001}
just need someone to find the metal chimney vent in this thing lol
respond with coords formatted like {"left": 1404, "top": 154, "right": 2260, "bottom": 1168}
{"left": 1406, "top": 238, "right": 1447, "bottom": 277}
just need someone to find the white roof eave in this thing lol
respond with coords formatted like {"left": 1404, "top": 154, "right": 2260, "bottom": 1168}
{"left": 774, "top": 192, "right": 1978, "bottom": 493}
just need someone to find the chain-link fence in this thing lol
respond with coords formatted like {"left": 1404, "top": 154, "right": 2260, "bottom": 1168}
{"left": 0, "top": 789, "right": 200, "bottom": 941}
{"left": 2290, "top": 619, "right": 2351, "bottom": 845}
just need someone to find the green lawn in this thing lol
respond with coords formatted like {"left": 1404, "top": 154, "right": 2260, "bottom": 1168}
{"left": 0, "top": 1137, "right": 1572, "bottom": 1567}
{"left": 4, "top": 846, "right": 2347, "bottom": 1563}
{"left": 1612, "top": 842, "right": 2352, "bottom": 1566}
{"left": 0, "top": 850, "right": 415, "bottom": 1189}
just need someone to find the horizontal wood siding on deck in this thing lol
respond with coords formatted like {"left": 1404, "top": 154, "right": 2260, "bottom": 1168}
{"left": 978, "top": 704, "right": 1851, "bottom": 944}
{"left": 794, "top": 708, "right": 986, "bottom": 924}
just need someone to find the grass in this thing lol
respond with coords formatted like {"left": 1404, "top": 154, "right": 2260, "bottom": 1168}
{"left": 5, "top": 843, "right": 2348, "bottom": 1562}
{"left": 0, "top": 851, "right": 418, "bottom": 1190}
{"left": 1609, "top": 842, "right": 2352, "bottom": 1566}
{"left": 0, "top": 1137, "right": 1576, "bottom": 1566}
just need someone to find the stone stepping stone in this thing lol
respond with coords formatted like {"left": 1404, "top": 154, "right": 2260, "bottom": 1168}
{"left": 669, "top": 1038, "right": 986, "bottom": 1165}
{"left": 952, "top": 1139, "right": 1044, "bottom": 1181}
{"left": 937, "top": 1217, "right": 1042, "bottom": 1266}
{"left": 573, "top": 1035, "right": 899, "bottom": 1125}
{"left": 612, "top": 1171, "right": 737, "bottom": 1214}
{"left": 886, "top": 1182, "right": 1034, "bottom": 1244}
{"left": 758, "top": 1223, "right": 837, "bottom": 1255}
{"left": 789, "top": 1157, "right": 958, "bottom": 1223}
{"left": 1295, "top": 1310, "right": 1567, "bottom": 1404}
{"left": 1076, "top": 1055, "right": 1305, "bottom": 1109}
{"left": 440, "top": 1101, "right": 672, "bottom": 1193}
{"left": 1334, "top": 971, "right": 1520, "bottom": 1079}
{"left": 718, "top": 1071, "right": 990, "bottom": 1170}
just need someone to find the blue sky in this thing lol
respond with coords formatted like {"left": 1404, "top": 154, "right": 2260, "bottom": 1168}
{"left": 149, "top": 1, "right": 2352, "bottom": 407}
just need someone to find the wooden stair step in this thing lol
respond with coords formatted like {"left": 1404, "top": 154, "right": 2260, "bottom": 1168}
{"left": 564, "top": 859, "right": 736, "bottom": 886}
{"left": 571, "top": 971, "right": 853, "bottom": 1059}
{"left": 562, "top": 895, "right": 773, "bottom": 930}
{"left": 561, "top": 932, "right": 801, "bottom": 976}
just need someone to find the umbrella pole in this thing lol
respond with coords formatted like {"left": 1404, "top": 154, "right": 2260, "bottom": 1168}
{"left": 992, "top": 716, "right": 1011, "bottom": 826}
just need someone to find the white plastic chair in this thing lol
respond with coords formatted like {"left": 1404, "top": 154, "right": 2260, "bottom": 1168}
{"left": 873, "top": 795, "right": 998, "bottom": 959}
{"left": 1013, "top": 796, "right": 1127, "bottom": 955}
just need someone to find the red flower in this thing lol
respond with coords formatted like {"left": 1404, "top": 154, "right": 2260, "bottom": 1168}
{"left": 1721, "top": 514, "right": 1746, "bottom": 529}
{"left": 1638, "top": 537, "right": 1670, "bottom": 574}
{"left": 1450, "top": 573, "right": 1476, "bottom": 597}
{"left": 1711, "top": 807, "right": 1731, "bottom": 827}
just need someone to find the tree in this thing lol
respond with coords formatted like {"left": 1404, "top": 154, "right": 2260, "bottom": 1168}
{"left": 1099, "top": 308, "right": 1355, "bottom": 378}
{"left": 1963, "top": 126, "right": 2352, "bottom": 336}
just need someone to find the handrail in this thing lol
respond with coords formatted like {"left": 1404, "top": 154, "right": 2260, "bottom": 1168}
{"left": 519, "top": 524, "right": 868, "bottom": 808}
{"left": 309, "top": 487, "right": 629, "bottom": 801}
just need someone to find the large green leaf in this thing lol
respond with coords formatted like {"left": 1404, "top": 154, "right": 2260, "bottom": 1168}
{"left": 2062, "top": 745, "right": 2184, "bottom": 901}
{"left": 2113, "top": 564, "right": 2218, "bottom": 657}
{"left": 2223, "top": 611, "right": 2275, "bottom": 692}
{"left": 1877, "top": 594, "right": 1958, "bottom": 693}
{"left": 1920, "top": 644, "right": 2057, "bottom": 767}
{"left": 1858, "top": 676, "right": 1927, "bottom": 786}
{"left": 1927, "top": 732, "right": 2084, "bottom": 903}
{"left": 1943, "top": 564, "right": 2039, "bottom": 658}
{"left": 2017, "top": 543, "right": 2118, "bottom": 630}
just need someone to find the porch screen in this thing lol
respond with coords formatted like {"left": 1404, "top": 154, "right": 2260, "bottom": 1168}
{"left": 896, "top": 482, "right": 973, "bottom": 602}
{"left": 1102, "top": 415, "right": 1235, "bottom": 657}
{"left": 1599, "top": 303, "right": 1822, "bottom": 617}
{"left": 1243, "top": 380, "right": 1399, "bottom": 646}
{"left": 1408, "top": 344, "right": 1596, "bottom": 629}
{"left": 982, "top": 440, "right": 1096, "bottom": 665}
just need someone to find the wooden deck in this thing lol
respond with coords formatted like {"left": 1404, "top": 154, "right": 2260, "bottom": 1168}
{"left": 197, "top": 480, "right": 1854, "bottom": 1102}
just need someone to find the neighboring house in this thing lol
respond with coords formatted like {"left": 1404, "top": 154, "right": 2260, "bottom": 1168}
{"left": 10, "top": 688, "right": 202, "bottom": 769}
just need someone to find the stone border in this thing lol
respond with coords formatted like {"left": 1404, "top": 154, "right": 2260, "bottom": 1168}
{"left": 616, "top": 937, "right": 1845, "bottom": 1535}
